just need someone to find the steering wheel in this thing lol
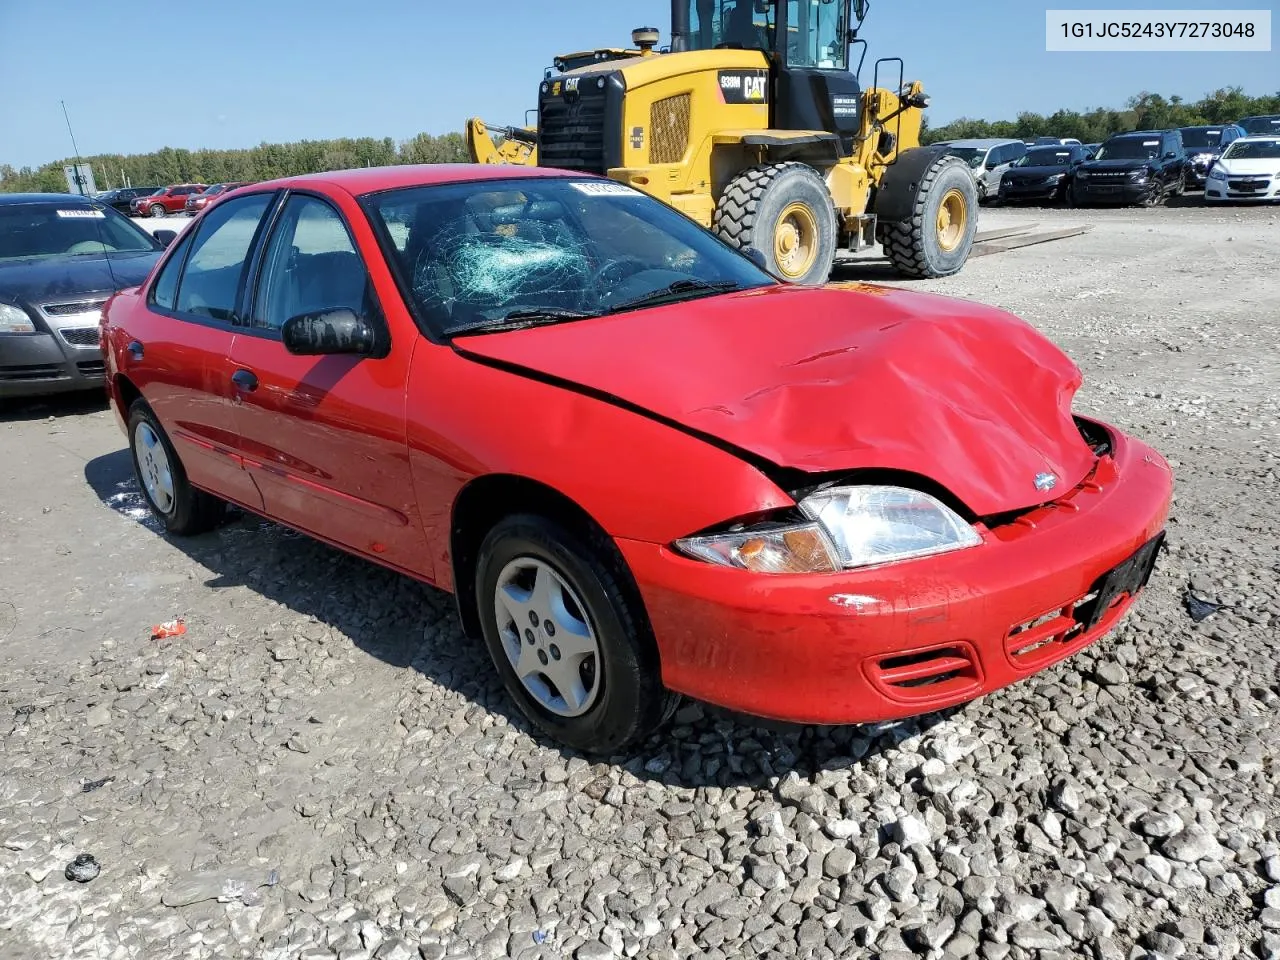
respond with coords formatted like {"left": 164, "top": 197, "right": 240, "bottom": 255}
{"left": 591, "top": 257, "right": 648, "bottom": 291}
{"left": 67, "top": 241, "right": 116, "bottom": 255}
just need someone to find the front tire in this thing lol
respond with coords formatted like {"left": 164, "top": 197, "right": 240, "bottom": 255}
{"left": 713, "top": 162, "right": 837, "bottom": 285}
{"left": 877, "top": 155, "right": 978, "bottom": 279}
{"left": 475, "top": 514, "right": 676, "bottom": 754}
{"left": 127, "top": 400, "right": 226, "bottom": 535}
{"left": 149, "top": 203, "right": 166, "bottom": 218}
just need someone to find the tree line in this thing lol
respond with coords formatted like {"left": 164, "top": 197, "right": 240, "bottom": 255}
{"left": 3, "top": 86, "right": 1277, "bottom": 194}
{"left": 0, "top": 132, "right": 469, "bottom": 194}
{"left": 922, "top": 87, "right": 1280, "bottom": 145}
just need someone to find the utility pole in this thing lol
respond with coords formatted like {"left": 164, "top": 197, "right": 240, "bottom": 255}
{"left": 60, "top": 100, "right": 87, "bottom": 195}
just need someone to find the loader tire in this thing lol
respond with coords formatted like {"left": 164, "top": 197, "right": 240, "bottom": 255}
{"left": 877, "top": 155, "right": 977, "bottom": 279}
{"left": 713, "top": 162, "right": 837, "bottom": 285}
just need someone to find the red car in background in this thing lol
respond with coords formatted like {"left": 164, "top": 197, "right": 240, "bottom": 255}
{"left": 184, "top": 182, "right": 253, "bottom": 215}
{"left": 131, "top": 184, "right": 207, "bottom": 218}
{"left": 100, "top": 165, "right": 1173, "bottom": 754}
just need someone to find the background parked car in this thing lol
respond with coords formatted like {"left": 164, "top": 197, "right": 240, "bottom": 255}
{"left": 95, "top": 187, "right": 161, "bottom": 215}
{"left": 1070, "top": 130, "right": 1186, "bottom": 206}
{"left": 0, "top": 192, "right": 171, "bottom": 398}
{"left": 1179, "top": 124, "right": 1246, "bottom": 188}
{"left": 1238, "top": 115, "right": 1280, "bottom": 136}
{"left": 1205, "top": 135, "right": 1280, "bottom": 203}
{"left": 997, "top": 144, "right": 1090, "bottom": 204}
{"left": 935, "top": 138, "right": 1027, "bottom": 201}
{"left": 1033, "top": 137, "right": 1082, "bottom": 146}
{"left": 131, "top": 184, "right": 207, "bottom": 218}
{"left": 184, "top": 181, "right": 253, "bottom": 215}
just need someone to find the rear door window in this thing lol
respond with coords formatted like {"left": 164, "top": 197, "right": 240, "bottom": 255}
{"left": 173, "top": 193, "right": 274, "bottom": 322}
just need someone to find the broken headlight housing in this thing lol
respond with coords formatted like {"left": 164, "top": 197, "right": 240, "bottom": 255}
{"left": 675, "top": 486, "right": 981, "bottom": 575}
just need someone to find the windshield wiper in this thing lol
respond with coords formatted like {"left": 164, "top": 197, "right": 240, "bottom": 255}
{"left": 449, "top": 307, "right": 599, "bottom": 336}
{"left": 606, "top": 278, "right": 741, "bottom": 314}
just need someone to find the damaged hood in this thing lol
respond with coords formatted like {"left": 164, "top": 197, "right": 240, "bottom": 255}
{"left": 455, "top": 284, "right": 1097, "bottom": 515}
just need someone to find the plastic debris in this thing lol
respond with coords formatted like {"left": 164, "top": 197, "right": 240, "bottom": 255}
{"left": 65, "top": 853, "right": 100, "bottom": 883}
{"left": 1183, "top": 590, "right": 1223, "bottom": 622}
{"left": 14, "top": 704, "right": 40, "bottom": 717}
{"left": 151, "top": 618, "right": 186, "bottom": 640}
{"left": 161, "top": 866, "right": 281, "bottom": 907}
{"left": 81, "top": 776, "right": 115, "bottom": 794}
{"left": 532, "top": 931, "right": 548, "bottom": 945}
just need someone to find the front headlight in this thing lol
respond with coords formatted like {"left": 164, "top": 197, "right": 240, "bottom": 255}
{"left": 1129, "top": 169, "right": 1148, "bottom": 181}
{"left": 676, "top": 485, "right": 981, "bottom": 575}
{"left": 1208, "top": 168, "right": 1228, "bottom": 181}
{"left": 799, "top": 486, "right": 981, "bottom": 568}
{"left": 1076, "top": 170, "right": 1090, "bottom": 180}
{"left": 0, "top": 303, "right": 36, "bottom": 333}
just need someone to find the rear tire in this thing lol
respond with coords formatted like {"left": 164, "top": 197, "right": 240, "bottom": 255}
{"left": 475, "top": 513, "right": 677, "bottom": 754}
{"left": 127, "top": 400, "right": 226, "bottom": 535}
{"left": 877, "top": 155, "right": 978, "bottom": 279}
{"left": 713, "top": 162, "right": 837, "bottom": 285}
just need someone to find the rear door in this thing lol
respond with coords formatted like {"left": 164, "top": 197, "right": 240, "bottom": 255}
{"left": 226, "top": 190, "right": 423, "bottom": 572}
{"left": 131, "top": 191, "right": 278, "bottom": 509}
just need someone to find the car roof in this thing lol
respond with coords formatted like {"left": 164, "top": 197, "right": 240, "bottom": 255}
{"left": 1108, "top": 130, "right": 1168, "bottom": 139}
{"left": 1179, "top": 124, "right": 1235, "bottom": 130}
{"left": 939, "top": 138, "right": 1021, "bottom": 147}
{"left": 1236, "top": 134, "right": 1280, "bottom": 142}
{"left": 250, "top": 163, "right": 588, "bottom": 198}
{"left": 0, "top": 192, "right": 96, "bottom": 205}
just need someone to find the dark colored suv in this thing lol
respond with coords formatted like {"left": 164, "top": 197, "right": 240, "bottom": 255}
{"left": 1070, "top": 130, "right": 1187, "bottom": 206}
{"left": 95, "top": 187, "right": 161, "bottom": 215}
{"left": 1179, "top": 125, "right": 1246, "bottom": 188}
{"left": 1238, "top": 115, "right": 1280, "bottom": 136}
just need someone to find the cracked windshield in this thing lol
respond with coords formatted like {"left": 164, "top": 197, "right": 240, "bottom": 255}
{"left": 368, "top": 178, "right": 774, "bottom": 334}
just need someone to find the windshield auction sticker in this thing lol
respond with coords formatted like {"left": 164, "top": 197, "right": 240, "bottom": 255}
{"left": 55, "top": 209, "right": 106, "bottom": 218}
{"left": 1046, "top": 9, "right": 1271, "bottom": 50}
{"left": 571, "top": 182, "right": 642, "bottom": 197}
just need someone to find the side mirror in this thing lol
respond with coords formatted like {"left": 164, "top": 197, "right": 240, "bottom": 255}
{"left": 153, "top": 229, "right": 177, "bottom": 247}
{"left": 984, "top": 160, "right": 998, "bottom": 170}
{"left": 281, "top": 308, "right": 378, "bottom": 356}
{"left": 1163, "top": 151, "right": 1177, "bottom": 159}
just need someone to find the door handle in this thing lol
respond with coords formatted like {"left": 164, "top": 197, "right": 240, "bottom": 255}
{"left": 231, "top": 369, "right": 259, "bottom": 392}
{"left": 127, "top": 340, "right": 144, "bottom": 361}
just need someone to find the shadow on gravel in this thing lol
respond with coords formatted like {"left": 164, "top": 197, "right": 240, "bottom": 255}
{"left": 0, "top": 389, "right": 108, "bottom": 422}
{"left": 84, "top": 448, "right": 955, "bottom": 787}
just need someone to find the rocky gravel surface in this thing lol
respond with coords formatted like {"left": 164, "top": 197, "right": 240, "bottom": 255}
{"left": 2, "top": 200, "right": 1279, "bottom": 959}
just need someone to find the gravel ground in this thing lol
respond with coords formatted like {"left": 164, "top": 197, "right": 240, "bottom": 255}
{"left": 2, "top": 198, "right": 1279, "bottom": 960}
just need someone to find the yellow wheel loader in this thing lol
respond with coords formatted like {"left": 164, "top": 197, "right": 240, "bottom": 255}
{"left": 466, "top": 0, "right": 980, "bottom": 283}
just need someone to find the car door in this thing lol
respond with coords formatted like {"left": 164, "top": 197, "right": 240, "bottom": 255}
{"left": 226, "top": 190, "right": 424, "bottom": 572}
{"left": 133, "top": 191, "right": 277, "bottom": 510}
{"left": 1163, "top": 133, "right": 1182, "bottom": 190}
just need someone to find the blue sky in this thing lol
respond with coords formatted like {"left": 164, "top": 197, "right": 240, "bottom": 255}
{"left": 1, "top": 0, "right": 1275, "bottom": 168}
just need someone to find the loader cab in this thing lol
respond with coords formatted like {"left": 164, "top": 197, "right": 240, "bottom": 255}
{"left": 671, "top": 0, "right": 864, "bottom": 147}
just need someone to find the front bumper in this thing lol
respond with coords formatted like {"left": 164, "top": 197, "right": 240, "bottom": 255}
{"left": 619, "top": 425, "right": 1173, "bottom": 725}
{"left": 0, "top": 332, "right": 105, "bottom": 398}
{"left": 1073, "top": 180, "right": 1152, "bottom": 204}
{"left": 999, "top": 179, "right": 1065, "bottom": 201}
{"left": 1205, "top": 175, "right": 1280, "bottom": 202}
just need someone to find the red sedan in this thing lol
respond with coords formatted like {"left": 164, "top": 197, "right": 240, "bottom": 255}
{"left": 101, "top": 165, "right": 1172, "bottom": 753}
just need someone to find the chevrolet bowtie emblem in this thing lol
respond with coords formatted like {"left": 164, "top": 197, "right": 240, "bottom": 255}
{"left": 1034, "top": 472, "right": 1059, "bottom": 492}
